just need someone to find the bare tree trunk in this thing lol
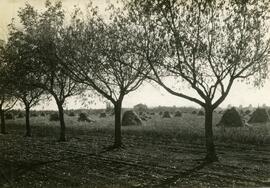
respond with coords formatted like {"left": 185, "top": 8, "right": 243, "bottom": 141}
{"left": 0, "top": 109, "right": 6, "bottom": 134}
{"left": 25, "top": 105, "right": 31, "bottom": 137}
{"left": 114, "top": 100, "right": 122, "bottom": 148}
{"left": 204, "top": 106, "right": 218, "bottom": 162}
{"left": 56, "top": 101, "right": 66, "bottom": 142}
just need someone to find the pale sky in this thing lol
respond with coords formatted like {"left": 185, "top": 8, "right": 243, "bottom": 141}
{"left": 0, "top": 0, "right": 270, "bottom": 110}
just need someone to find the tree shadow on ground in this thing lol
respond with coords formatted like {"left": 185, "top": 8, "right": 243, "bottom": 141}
{"left": 155, "top": 160, "right": 212, "bottom": 187}
{"left": 0, "top": 143, "right": 125, "bottom": 186}
{"left": 0, "top": 146, "right": 209, "bottom": 188}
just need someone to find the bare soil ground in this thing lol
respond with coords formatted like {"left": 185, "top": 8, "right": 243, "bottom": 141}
{"left": 0, "top": 120, "right": 269, "bottom": 188}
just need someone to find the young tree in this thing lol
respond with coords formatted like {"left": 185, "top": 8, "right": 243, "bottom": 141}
{"left": 62, "top": 5, "right": 150, "bottom": 147}
{"left": 127, "top": 0, "right": 270, "bottom": 161}
{"left": 10, "top": 1, "right": 82, "bottom": 141}
{"left": 0, "top": 42, "right": 17, "bottom": 134}
{"left": 18, "top": 90, "right": 44, "bottom": 137}
{"left": 4, "top": 28, "right": 45, "bottom": 137}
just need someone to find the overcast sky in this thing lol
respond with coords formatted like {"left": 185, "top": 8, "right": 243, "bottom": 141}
{"left": 0, "top": 0, "right": 270, "bottom": 110}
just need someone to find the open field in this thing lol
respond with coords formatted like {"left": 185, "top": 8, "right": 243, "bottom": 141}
{"left": 0, "top": 112, "right": 270, "bottom": 187}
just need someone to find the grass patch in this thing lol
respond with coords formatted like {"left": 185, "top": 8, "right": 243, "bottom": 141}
{"left": 5, "top": 112, "right": 270, "bottom": 146}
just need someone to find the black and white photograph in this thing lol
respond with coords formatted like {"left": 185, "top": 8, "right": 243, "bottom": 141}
{"left": 0, "top": 0, "right": 270, "bottom": 187}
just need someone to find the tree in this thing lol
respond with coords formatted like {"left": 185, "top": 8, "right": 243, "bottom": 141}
{"left": 10, "top": 1, "right": 83, "bottom": 141}
{"left": 61, "top": 5, "right": 150, "bottom": 147}
{"left": 19, "top": 90, "right": 44, "bottom": 137}
{"left": 127, "top": 0, "right": 270, "bottom": 161}
{"left": 0, "top": 41, "right": 17, "bottom": 134}
{"left": 105, "top": 101, "right": 113, "bottom": 114}
{"left": 4, "top": 27, "right": 45, "bottom": 137}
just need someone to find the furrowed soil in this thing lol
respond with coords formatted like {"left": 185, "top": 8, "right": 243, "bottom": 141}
{"left": 0, "top": 115, "right": 269, "bottom": 187}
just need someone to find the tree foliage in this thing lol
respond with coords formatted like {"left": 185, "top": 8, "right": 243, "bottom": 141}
{"left": 6, "top": 0, "right": 84, "bottom": 140}
{"left": 126, "top": 0, "right": 270, "bottom": 161}
{"left": 0, "top": 41, "right": 17, "bottom": 134}
{"left": 127, "top": 0, "right": 270, "bottom": 108}
{"left": 62, "top": 4, "right": 150, "bottom": 105}
{"left": 61, "top": 3, "right": 150, "bottom": 146}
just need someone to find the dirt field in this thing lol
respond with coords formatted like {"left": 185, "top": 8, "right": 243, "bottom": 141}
{"left": 0, "top": 114, "right": 269, "bottom": 187}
